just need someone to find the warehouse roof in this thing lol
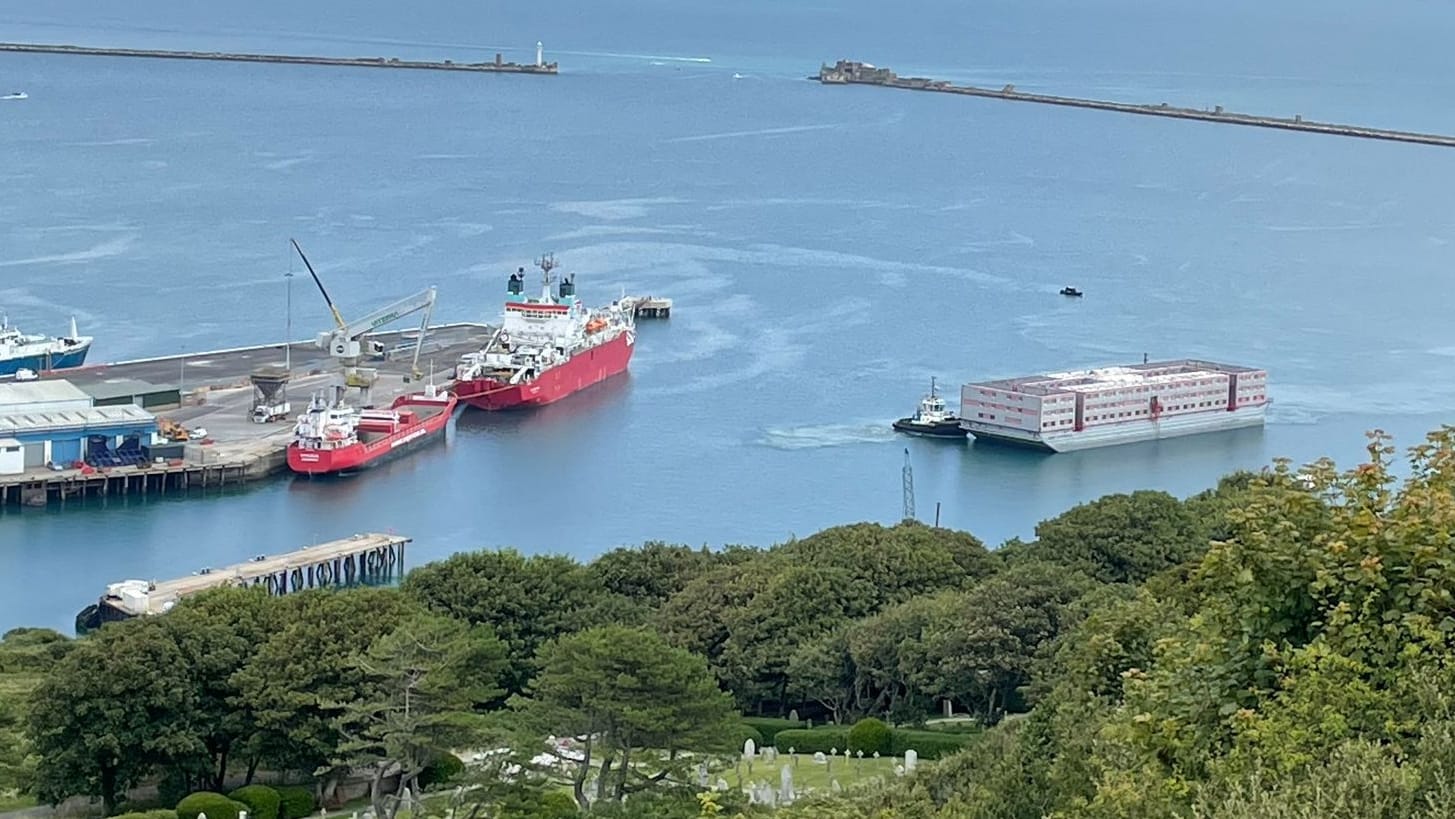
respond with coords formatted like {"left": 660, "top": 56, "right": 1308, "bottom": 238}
{"left": 72, "top": 378, "right": 177, "bottom": 401}
{"left": 0, "top": 404, "right": 156, "bottom": 436}
{"left": 0, "top": 380, "right": 91, "bottom": 405}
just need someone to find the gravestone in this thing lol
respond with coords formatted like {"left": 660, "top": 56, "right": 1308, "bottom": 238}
{"left": 789, "top": 708, "right": 799, "bottom": 722}
{"left": 715, "top": 777, "right": 730, "bottom": 792}
{"left": 813, "top": 751, "right": 827, "bottom": 764}
{"left": 831, "top": 779, "right": 842, "bottom": 793}
{"left": 895, "top": 764, "right": 906, "bottom": 777}
{"left": 905, "top": 748, "right": 919, "bottom": 773}
{"left": 743, "top": 738, "right": 756, "bottom": 759}
{"left": 697, "top": 761, "right": 710, "bottom": 787}
{"left": 780, "top": 763, "right": 795, "bottom": 803}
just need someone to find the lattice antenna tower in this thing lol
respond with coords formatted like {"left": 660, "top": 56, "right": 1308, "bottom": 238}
{"left": 902, "top": 448, "right": 916, "bottom": 522}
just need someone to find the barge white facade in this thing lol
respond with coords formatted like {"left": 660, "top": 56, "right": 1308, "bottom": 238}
{"left": 960, "top": 359, "right": 1267, "bottom": 452}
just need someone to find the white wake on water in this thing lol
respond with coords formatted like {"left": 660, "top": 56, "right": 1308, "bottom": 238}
{"left": 758, "top": 423, "right": 898, "bottom": 450}
{"left": 0, "top": 235, "right": 136, "bottom": 268}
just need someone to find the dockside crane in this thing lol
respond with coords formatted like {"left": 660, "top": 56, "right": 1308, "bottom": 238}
{"left": 291, "top": 238, "right": 438, "bottom": 406}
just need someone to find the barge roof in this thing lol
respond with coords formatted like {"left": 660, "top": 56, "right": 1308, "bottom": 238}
{"left": 969, "top": 359, "right": 1263, "bottom": 397}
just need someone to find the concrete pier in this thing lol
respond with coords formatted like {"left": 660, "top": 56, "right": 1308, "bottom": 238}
{"left": 619, "top": 295, "right": 673, "bottom": 319}
{"left": 0, "top": 323, "right": 494, "bottom": 508}
{"left": 0, "top": 42, "right": 558, "bottom": 75}
{"left": 816, "top": 60, "right": 1455, "bottom": 150}
{"left": 76, "top": 532, "right": 410, "bottom": 630}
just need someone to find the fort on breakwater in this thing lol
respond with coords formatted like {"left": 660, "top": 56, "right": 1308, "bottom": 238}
{"left": 816, "top": 60, "right": 1455, "bottom": 149}
{"left": 0, "top": 41, "right": 558, "bottom": 74}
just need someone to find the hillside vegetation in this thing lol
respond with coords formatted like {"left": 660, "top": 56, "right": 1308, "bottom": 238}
{"left": 11, "top": 428, "right": 1455, "bottom": 818}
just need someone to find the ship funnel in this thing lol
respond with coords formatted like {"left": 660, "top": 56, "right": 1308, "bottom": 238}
{"left": 508, "top": 267, "right": 525, "bottom": 296}
{"left": 559, "top": 274, "right": 575, "bottom": 300}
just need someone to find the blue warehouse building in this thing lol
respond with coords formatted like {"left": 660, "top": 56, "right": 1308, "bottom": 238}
{"left": 0, "top": 381, "right": 159, "bottom": 472}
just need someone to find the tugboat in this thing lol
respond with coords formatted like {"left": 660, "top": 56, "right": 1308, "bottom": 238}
{"left": 892, "top": 377, "right": 968, "bottom": 439}
{"left": 1059, "top": 286, "right": 1083, "bottom": 297}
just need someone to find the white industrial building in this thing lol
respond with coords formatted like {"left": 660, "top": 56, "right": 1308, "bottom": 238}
{"left": 0, "top": 380, "right": 158, "bottom": 475}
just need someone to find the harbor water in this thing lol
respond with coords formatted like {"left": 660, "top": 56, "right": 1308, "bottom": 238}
{"left": 4, "top": 0, "right": 1455, "bottom": 631}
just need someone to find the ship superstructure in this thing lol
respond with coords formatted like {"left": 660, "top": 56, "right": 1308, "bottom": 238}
{"left": 287, "top": 383, "right": 456, "bottom": 475}
{"left": 452, "top": 254, "right": 635, "bottom": 410}
{"left": 960, "top": 359, "right": 1268, "bottom": 452}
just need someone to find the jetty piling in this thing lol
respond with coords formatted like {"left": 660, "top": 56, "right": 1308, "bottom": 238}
{"left": 76, "top": 533, "right": 411, "bottom": 633}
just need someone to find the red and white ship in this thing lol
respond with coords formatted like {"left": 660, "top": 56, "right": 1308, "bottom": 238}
{"left": 286, "top": 383, "right": 458, "bottom": 475}
{"left": 452, "top": 254, "right": 635, "bottom": 410}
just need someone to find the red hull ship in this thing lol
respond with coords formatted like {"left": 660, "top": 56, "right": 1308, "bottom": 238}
{"left": 452, "top": 254, "right": 635, "bottom": 411}
{"left": 287, "top": 384, "right": 457, "bottom": 475}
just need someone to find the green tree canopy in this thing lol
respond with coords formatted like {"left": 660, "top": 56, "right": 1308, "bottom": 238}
{"left": 28, "top": 620, "right": 202, "bottom": 814}
{"left": 508, "top": 625, "right": 735, "bottom": 811}
{"left": 160, "top": 586, "right": 280, "bottom": 793}
{"left": 1018, "top": 490, "right": 1209, "bottom": 585}
{"left": 587, "top": 541, "right": 724, "bottom": 606}
{"left": 402, "top": 549, "right": 627, "bottom": 693}
{"left": 334, "top": 613, "right": 507, "bottom": 819}
{"left": 234, "top": 588, "right": 417, "bottom": 778}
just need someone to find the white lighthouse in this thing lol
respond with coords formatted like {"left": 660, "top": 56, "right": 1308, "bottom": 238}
{"left": 536, "top": 41, "right": 543, "bottom": 67}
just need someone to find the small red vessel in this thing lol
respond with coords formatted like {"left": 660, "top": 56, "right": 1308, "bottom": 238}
{"left": 286, "top": 383, "right": 457, "bottom": 475}
{"left": 452, "top": 254, "right": 635, "bottom": 411}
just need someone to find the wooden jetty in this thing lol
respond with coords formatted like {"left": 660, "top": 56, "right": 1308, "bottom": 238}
{"left": 816, "top": 60, "right": 1455, "bottom": 150}
{"left": 76, "top": 532, "right": 410, "bottom": 631}
{"left": 0, "top": 42, "right": 558, "bottom": 75}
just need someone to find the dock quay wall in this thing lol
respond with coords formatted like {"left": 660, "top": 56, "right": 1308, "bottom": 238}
{"left": 816, "top": 60, "right": 1455, "bottom": 150}
{"left": 53, "top": 321, "right": 492, "bottom": 374}
{"left": 0, "top": 323, "right": 496, "bottom": 509}
{"left": 0, "top": 42, "right": 559, "bottom": 74}
{"left": 1, "top": 458, "right": 263, "bottom": 509}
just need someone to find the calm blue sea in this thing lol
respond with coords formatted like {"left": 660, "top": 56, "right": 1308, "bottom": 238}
{"left": 3, "top": 0, "right": 1455, "bottom": 631}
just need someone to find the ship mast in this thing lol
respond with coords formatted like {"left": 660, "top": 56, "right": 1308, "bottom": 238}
{"left": 536, "top": 253, "right": 557, "bottom": 300}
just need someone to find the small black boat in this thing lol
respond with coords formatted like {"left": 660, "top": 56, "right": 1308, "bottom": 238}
{"left": 1059, "top": 286, "right": 1083, "bottom": 297}
{"left": 892, "top": 377, "right": 968, "bottom": 439}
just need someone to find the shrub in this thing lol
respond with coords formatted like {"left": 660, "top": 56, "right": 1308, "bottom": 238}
{"left": 773, "top": 727, "right": 851, "bottom": 755}
{"left": 847, "top": 718, "right": 892, "bottom": 756}
{"left": 741, "top": 717, "right": 802, "bottom": 743}
{"left": 228, "top": 786, "right": 281, "bottom": 819}
{"left": 417, "top": 753, "right": 466, "bottom": 789}
{"left": 176, "top": 792, "right": 247, "bottom": 819}
{"left": 113, "top": 811, "right": 179, "bottom": 819}
{"left": 890, "top": 728, "right": 974, "bottom": 759}
{"left": 924, "top": 719, "right": 983, "bottom": 733}
{"left": 275, "top": 787, "right": 316, "bottom": 819}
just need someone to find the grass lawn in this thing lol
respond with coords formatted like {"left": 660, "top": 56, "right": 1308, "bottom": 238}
{"left": 717, "top": 754, "right": 906, "bottom": 796}
{"left": 0, "top": 793, "right": 38, "bottom": 812}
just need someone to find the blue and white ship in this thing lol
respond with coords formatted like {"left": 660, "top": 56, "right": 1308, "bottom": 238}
{"left": 0, "top": 315, "right": 93, "bottom": 376}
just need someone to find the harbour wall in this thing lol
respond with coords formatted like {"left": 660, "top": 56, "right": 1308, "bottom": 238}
{"left": 816, "top": 60, "right": 1455, "bottom": 150}
{"left": 0, "top": 42, "right": 558, "bottom": 74}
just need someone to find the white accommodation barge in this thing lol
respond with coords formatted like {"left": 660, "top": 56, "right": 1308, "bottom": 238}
{"left": 960, "top": 359, "right": 1267, "bottom": 452}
